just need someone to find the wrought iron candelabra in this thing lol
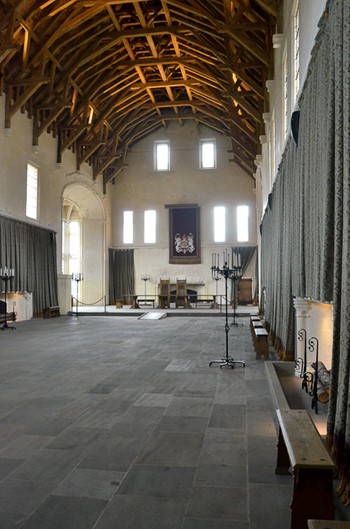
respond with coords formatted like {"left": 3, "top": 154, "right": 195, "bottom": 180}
{"left": 0, "top": 266, "right": 16, "bottom": 330}
{"left": 141, "top": 274, "right": 151, "bottom": 303}
{"left": 231, "top": 256, "right": 244, "bottom": 328}
{"left": 209, "top": 251, "right": 245, "bottom": 369}
{"left": 212, "top": 275, "right": 221, "bottom": 309}
{"left": 72, "top": 272, "right": 83, "bottom": 315}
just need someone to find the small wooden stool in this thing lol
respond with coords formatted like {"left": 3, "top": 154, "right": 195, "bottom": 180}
{"left": 115, "top": 299, "right": 123, "bottom": 308}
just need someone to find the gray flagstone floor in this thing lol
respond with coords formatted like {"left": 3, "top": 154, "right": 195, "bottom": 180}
{"left": 0, "top": 314, "right": 298, "bottom": 528}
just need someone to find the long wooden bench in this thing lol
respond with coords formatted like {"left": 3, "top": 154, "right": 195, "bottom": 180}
{"left": 308, "top": 521, "right": 350, "bottom": 529}
{"left": 0, "top": 311, "right": 16, "bottom": 324}
{"left": 253, "top": 327, "right": 269, "bottom": 358}
{"left": 249, "top": 317, "right": 269, "bottom": 358}
{"left": 276, "top": 409, "right": 336, "bottom": 529}
{"left": 137, "top": 298, "right": 155, "bottom": 308}
{"left": 250, "top": 319, "right": 264, "bottom": 339}
{"left": 250, "top": 315, "right": 261, "bottom": 331}
{"left": 307, "top": 520, "right": 350, "bottom": 529}
{"left": 250, "top": 315, "right": 261, "bottom": 323}
{"left": 43, "top": 306, "right": 60, "bottom": 318}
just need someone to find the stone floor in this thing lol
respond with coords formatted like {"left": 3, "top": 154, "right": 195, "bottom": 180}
{"left": 0, "top": 313, "right": 324, "bottom": 528}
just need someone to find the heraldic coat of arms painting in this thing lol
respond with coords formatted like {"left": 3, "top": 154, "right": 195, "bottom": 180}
{"left": 167, "top": 205, "right": 200, "bottom": 264}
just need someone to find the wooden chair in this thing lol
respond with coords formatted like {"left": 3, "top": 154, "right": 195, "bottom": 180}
{"left": 175, "top": 279, "right": 189, "bottom": 308}
{"left": 158, "top": 279, "right": 170, "bottom": 308}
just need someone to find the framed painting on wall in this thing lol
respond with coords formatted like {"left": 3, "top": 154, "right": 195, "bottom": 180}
{"left": 166, "top": 204, "right": 201, "bottom": 264}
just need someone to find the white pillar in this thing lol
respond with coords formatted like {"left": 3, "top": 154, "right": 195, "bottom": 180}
{"left": 293, "top": 297, "right": 311, "bottom": 376}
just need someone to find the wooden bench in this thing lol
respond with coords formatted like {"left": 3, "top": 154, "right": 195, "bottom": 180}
{"left": 0, "top": 311, "right": 16, "bottom": 323}
{"left": 43, "top": 306, "right": 60, "bottom": 318}
{"left": 253, "top": 327, "right": 269, "bottom": 358}
{"left": 308, "top": 521, "right": 350, "bottom": 529}
{"left": 276, "top": 409, "right": 336, "bottom": 529}
{"left": 250, "top": 319, "right": 264, "bottom": 337}
{"left": 193, "top": 295, "right": 215, "bottom": 308}
{"left": 138, "top": 298, "right": 155, "bottom": 308}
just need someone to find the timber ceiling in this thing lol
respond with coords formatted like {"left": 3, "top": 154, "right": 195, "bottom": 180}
{"left": 0, "top": 0, "right": 280, "bottom": 189}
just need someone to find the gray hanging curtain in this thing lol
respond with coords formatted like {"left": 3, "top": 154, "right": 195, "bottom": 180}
{"left": 231, "top": 245, "right": 257, "bottom": 304}
{"left": 108, "top": 248, "right": 134, "bottom": 304}
{"left": 0, "top": 215, "right": 58, "bottom": 316}
{"left": 260, "top": 0, "right": 350, "bottom": 503}
{"left": 232, "top": 245, "right": 256, "bottom": 276}
{"left": 323, "top": 0, "right": 350, "bottom": 506}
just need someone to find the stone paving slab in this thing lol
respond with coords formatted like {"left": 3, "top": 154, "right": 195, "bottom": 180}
{"left": 0, "top": 315, "right": 294, "bottom": 529}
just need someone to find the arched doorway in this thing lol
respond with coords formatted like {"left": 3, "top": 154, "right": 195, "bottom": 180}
{"left": 62, "top": 183, "right": 106, "bottom": 306}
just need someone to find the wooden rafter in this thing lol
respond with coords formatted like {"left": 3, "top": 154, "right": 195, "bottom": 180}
{"left": 0, "top": 0, "right": 277, "bottom": 181}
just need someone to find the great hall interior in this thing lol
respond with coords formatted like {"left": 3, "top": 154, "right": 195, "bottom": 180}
{"left": 0, "top": 1, "right": 349, "bottom": 528}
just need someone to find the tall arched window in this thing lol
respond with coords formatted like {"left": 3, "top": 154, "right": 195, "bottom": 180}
{"left": 62, "top": 200, "right": 82, "bottom": 293}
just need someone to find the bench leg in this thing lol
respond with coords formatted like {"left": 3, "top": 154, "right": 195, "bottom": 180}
{"left": 255, "top": 337, "right": 269, "bottom": 359}
{"left": 275, "top": 427, "right": 291, "bottom": 475}
{"left": 290, "top": 468, "right": 334, "bottom": 529}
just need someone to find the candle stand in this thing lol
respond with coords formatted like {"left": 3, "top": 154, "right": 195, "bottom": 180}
{"left": 72, "top": 273, "right": 83, "bottom": 315}
{"left": 211, "top": 276, "right": 221, "bottom": 309}
{"left": 141, "top": 274, "right": 151, "bottom": 305}
{"left": 231, "top": 271, "right": 244, "bottom": 327}
{"left": 0, "top": 267, "right": 16, "bottom": 330}
{"left": 209, "top": 256, "right": 245, "bottom": 369}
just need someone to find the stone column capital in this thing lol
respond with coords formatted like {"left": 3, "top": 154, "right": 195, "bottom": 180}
{"left": 293, "top": 297, "right": 310, "bottom": 317}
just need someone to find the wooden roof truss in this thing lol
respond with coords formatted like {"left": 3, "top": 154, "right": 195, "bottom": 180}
{"left": 0, "top": 0, "right": 280, "bottom": 188}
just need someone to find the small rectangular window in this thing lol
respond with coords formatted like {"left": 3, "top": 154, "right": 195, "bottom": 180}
{"left": 283, "top": 53, "right": 288, "bottom": 137}
{"left": 26, "top": 163, "right": 38, "bottom": 219}
{"left": 144, "top": 210, "right": 156, "bottom": 243}
{"left": 200, "top": 140, "right": 216, "bottom": 169}
{"left": 155, "top": 141, "right": 170, "bottom": 171}
{"left": 237, "top": 205, "right": 249, "bottom": 242}
{"left": 293, "top": 2, "right": 300, "bottom": 101}
{"left": 214, "top": 206, "right": 225, "bottom": 242}
{"left": 123, "top": 210, "right": 133, "bottom": 244}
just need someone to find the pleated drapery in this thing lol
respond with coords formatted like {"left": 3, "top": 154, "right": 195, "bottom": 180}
{"left": 0, "top": 215, "right": 58, "bottom": 316}
{"left": 108, "top": 248, "right": 135, "bottom": 304}
{"left": 231, "top": 245, "right": 258, "bottom": 303}
{"left": 260, "top": 0, "right": 350, "bottom": 503}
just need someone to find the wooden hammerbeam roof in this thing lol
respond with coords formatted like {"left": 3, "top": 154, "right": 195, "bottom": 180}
{"left": 0, "top": 0, "right": 280, "bottom": 188}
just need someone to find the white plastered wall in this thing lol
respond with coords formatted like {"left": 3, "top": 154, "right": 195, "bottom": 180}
{"left": 107, "top": 121, "right": 257, "bottom": 299}
{"left": 0, "top": 97, "right": 108, "bottom": 313}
